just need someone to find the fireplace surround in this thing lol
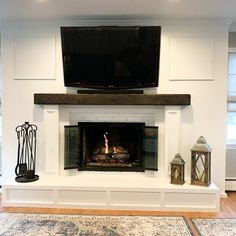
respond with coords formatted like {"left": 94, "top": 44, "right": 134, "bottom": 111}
{"left": 2, "top": 93, "right": 220, "bottom": 212}
{"left": 64, "top": 122, "right": 158, "bottom": 172}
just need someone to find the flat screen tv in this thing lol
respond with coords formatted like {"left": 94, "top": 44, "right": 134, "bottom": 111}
{"left": 61, "top": 26, "right": 161, "bottom": 90}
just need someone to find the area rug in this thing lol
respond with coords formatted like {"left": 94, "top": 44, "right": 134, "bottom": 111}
{"left": 191, "top": 218, "right": 236, "bottom": 236}
{"left": 0, "top": 213, "right": 192, "bottom": 236}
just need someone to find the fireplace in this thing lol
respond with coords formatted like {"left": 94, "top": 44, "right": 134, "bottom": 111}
{"left": 64, "top": 122, "right": 158, "bottom": 172}
{"left": 3, "top": 95, "right": 220, "bottom": 212}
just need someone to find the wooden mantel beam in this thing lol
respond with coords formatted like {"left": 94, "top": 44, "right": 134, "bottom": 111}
{"left": 34, "top": 93, "right": 191, "bottom": 106}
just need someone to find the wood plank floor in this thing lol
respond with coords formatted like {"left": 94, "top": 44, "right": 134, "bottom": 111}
{"left": 0, "top": 191, "right": 236, "bottom": 236}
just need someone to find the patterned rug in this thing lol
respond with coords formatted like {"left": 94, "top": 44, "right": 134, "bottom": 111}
{"left": 0, "top": 213, "right": 192, "bottom": 236}
{"left": 192, "top": 218, "right": 236, "bottom": 236}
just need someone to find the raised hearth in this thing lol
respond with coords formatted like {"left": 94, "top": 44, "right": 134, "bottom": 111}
{"left": 2, "top": 175, "right": 219, "bottom": 211}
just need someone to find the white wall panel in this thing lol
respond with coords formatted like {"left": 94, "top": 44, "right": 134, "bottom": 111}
{"left": 13, "top": 35, "right": 56, "bottom": 79}
{"left": 110, "top": 191, "right": 161, "bottom": 207}
{"left": 165, "top": 192, "right": 217, "bottom": 208}
{"left": 5, "top": 189, "right": 54, "bottom": 204}
{"left": 57, "top": 190, "right": 107, "bottom": 205}
{"left": 170, "top": 36, "right": 214, "bottom": 80}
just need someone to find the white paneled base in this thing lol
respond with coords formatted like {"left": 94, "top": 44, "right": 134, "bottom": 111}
{"left": 2, "top": 175, "right": 220, "bottom": 212}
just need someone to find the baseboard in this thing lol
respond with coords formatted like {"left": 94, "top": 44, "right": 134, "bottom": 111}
{"left": 220, "top": 192, "right": 227, "bottom": 198}
{"left": 225, "top": 179, "right": 236, "bottom": 191}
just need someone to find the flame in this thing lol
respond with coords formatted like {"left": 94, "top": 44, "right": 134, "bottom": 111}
{"left": 104, "top": 132, "right": 109, "bottom": 154}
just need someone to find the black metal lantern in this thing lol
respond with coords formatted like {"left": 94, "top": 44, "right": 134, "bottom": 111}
{"left": 170, "top": 153, "right": 185, "bottom": 185}
{"left": 15, "top": 122, "right": 39, "bottom": 182}
{"left": 191, "top": 136, "right": 211, "bottom": 186}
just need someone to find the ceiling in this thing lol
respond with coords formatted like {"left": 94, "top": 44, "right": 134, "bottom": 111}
{"left": 0, "top": 0, "right": 236, "bottom": 22}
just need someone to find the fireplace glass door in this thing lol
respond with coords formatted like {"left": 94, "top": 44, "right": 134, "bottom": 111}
{"left": 64, "top": 122, "right": 158, "bottom": 172}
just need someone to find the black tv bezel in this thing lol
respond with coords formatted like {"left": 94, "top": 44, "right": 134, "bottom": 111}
{"left": 61, "top": 26, "right": 161, "bottom": 90}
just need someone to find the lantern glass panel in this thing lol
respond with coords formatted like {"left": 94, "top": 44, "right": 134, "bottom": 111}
{"left": 191, "top": 151, "right": 211, "bottom": 186}
{"left": 195, "top": 153, "right": 207, "bottom": 183}
{"left": 171, "top": 165, "right": 185, "bottom": 185}
{"left": 174, "top": 167, "right": 179, "bottom": 180}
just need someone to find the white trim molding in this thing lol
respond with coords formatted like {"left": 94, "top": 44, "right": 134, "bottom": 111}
{"left": 169, "top": 36, "right": 215, "bottom": 81}
{"left": 13, "top": 34, "right": 56, "bottom": 80}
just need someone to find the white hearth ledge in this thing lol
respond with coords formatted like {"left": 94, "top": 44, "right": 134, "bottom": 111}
{"left": 2, "top": 175, "right": 220, "bottom": 212}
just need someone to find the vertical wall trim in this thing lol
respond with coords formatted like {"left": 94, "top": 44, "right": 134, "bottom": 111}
{"left": 164, "top": 106, "right": 181, "bottom": 176}
{"left": 44, "top": 105, "right": 59, "bottom": 175}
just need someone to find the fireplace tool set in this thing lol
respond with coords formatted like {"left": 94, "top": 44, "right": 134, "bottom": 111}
{"left": 15, "top": 122, "right": 39, "bottom": 182}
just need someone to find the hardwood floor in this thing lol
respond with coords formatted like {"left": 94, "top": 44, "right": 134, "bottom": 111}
{"left": 0, "top": 191, "right": 236, "bottom": 235}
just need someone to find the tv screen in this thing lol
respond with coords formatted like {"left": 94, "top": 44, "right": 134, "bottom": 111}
{"left": 61, "top": 26, "right": 161, "bottom": 90}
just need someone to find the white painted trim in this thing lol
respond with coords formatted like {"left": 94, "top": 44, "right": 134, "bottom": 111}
{"left": 164, "top": 106, "right": 181, "bottom": 176}
{"left": 220, "top": 192, "right": 227, "bottom": 198}
{"left": 169, "top": 35, "right": 215, "bottom": 81}
{"left": 44, "top": 105, "right": 59, "bottom": 175}
{"left": 225, "top": 180, "right": 236, "bottom": 191}
{"left": 13, "top": 34, "right": 56, "bottom": 80}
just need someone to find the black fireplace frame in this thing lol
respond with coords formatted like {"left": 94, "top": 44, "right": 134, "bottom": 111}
{"left": 64, "top": 122, "right": 158, "bottom": 172}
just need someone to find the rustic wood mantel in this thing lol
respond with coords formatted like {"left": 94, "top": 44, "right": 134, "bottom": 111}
{"left": 34, "top": 93, "right": 191, "bottom": 106}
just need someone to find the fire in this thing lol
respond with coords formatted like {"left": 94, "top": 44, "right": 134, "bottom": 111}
{"left": 104, "top": 132, "right": 109, "bottom": 154}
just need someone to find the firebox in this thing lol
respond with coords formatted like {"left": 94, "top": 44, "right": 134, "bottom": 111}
{"left": 64, "top": 122, "right": 158, "bottom": 172}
